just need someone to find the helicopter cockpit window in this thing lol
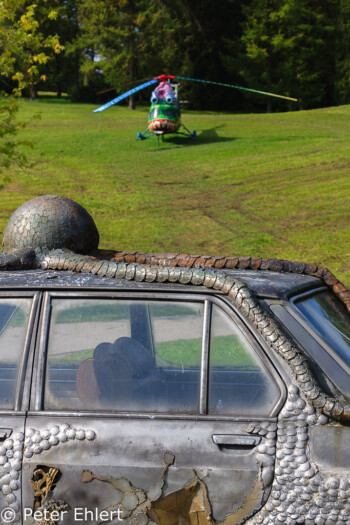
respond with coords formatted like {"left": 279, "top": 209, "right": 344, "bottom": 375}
{"left": 163, "top": 108, "right": 177, "bottom": 118}
{"left": 149, "top": 108, "right": 159, "bottom": 119}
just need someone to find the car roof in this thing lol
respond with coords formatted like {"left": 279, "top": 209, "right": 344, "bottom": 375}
{"left": 0, "top": 268, "right": 322, "bottom": 300}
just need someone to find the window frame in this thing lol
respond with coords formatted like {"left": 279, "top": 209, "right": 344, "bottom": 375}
{"left": 0, "top": 291, "right": 40, "bottom": 413}
{"left": 267, "top": 286, "right": 350, "bottom": 400}
{"left": 291, "top": 287, "right": 350, "bottom": 375}
{"left": 32, "top": 290, "right": 285, "bottom": 419}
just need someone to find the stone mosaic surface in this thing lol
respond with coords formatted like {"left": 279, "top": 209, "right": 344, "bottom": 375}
{"left": 0, "top": 425, "right": 95, "bottom": 523}
{"left": 1, "top": 195, "right": 99, "bottom": 257}
{"left": 247, "top": 386, "right": 349, "bottom": 525}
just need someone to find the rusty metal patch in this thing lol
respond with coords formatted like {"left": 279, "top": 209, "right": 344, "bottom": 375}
{"left": 81, "top": 452, "right": 175, "bottom": 524}
{"left": 30, "top": 466, "right": 61, "bottom": 511}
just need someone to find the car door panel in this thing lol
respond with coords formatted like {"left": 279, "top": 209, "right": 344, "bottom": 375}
{"left": 22, "top": 291, "right": 284, "bottom": 524}
{"left": 0, "top": 293, "right": 40, "bottom": 525}
{"left": 22, "top": 416, "right": 274, "bottom": 523}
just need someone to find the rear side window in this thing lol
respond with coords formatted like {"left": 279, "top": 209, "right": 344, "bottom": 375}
{"left": 44, "top": 299, "right": 203, "bottom": 413}
{"left": 208, "top": 305, "right": 280, "bottom": 416}
{"left": 0, "top": 298, "right": 32, "bottom": 409}
{"left": 294, "top": 291, "right": 350, "bottom": 367}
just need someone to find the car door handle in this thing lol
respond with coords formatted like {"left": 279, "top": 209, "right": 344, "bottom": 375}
{"left": 0, "top": 428, "right": 12, "bottom": 441}
{"left": 212, "top": 434, "right": 261, "bottom": 446}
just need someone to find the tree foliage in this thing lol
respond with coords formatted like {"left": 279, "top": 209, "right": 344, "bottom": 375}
{"left": 0, "top": 0, "right": 63, "bottom": 171}
{"left": 1, "top": 0, "right": 350, "bottom": 115}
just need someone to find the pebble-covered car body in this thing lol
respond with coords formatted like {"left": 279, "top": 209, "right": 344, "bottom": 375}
{"left": 0, "top": 195, "right": 349, "bottom": 525}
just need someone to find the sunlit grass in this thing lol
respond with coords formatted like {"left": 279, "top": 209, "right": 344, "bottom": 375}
{"left": 2, "top": 96, "right": 349, "bottom": 287}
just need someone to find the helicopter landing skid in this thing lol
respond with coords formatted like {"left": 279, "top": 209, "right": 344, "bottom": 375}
{"left": 177, "top": 124, "right": 196, "bottom": 138}
{"left": 137, "top": 128, "right": 154, "bottom": 140}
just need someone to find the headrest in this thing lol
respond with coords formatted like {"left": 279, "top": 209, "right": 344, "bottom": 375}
{"left": 112, "top": 337, "right": 155, "bottom": 373}
{"left": 76, "top": 358, "right": 101, "bottom": 407}
{"left": 93, "top": 342, "right": 114, "bottom": 361}
{"left": 76, "top": 358, "right": 114, "bottom": 407}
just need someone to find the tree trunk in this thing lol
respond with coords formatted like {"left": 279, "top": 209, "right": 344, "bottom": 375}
{"left": 29, "top": 84, "right": 38, "bottom": 100}
{"left": 128, "top": 95, "right": 135, "bottom": 109}
{"left": 266, "top": 52, "right": 273, "bottom": 113}
{"left": 266, "top": 0, "right": 273, "bottom": 114}
{"left": 128, "top": 47, "right": 136, "bottom": 109}
{"left": 75, "top": 49, "right": 80, "bottom": 92}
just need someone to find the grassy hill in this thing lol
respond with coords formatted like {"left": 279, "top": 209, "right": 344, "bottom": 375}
{"left": 2, "top": 96, "right": 350, "bottom": 287}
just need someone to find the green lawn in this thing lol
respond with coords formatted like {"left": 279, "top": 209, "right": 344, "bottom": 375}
{"left": 156, "top": 335, "right": 256, "bottom": 369}
{"left": 49, "top": 335, "right": 254, "bottom": 369}
{"left": 2, "top": 96, "right": 350, "bottom": 286}
{"left": 55, "top": 302, "right": 198, "bottom": 324}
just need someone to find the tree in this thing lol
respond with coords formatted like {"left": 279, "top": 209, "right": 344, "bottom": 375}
{"left": 138, "top": 0, "right": 245, "bottom": 110}
{"left": 75, "top": 0, "right": 175, "bottom": 107}
{"left": 335, "top": 0, "right": 350, "bottom": 104}
{"left": 241, "top": 0, "right": 338, "bottom": 111}
{"left": 9, "top": 2, "right": 64, "bottom": 99}
{"left": 241, "top": 0, "right": 298, "bottom": 112}
{"left": 0, "top": 0, "right": 63, "bottom": 170}
{"left": 37, "top": 0, "right": 80, "bottom": 98}
{"left": 287, "top": 0, "right": 337, "bottom": 109}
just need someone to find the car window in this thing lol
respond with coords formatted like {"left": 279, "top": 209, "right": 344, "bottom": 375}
{"left": 0, "top": 298, "right": 32, "bottom": 409}
{"left": 208, "top": 305, "right": 280, "bottom": 416}
{"left": 44, "top": 298, "right": 203, "bottom": 413}
{"left": 294, "top": 290, "right": 350, "bottom": 368}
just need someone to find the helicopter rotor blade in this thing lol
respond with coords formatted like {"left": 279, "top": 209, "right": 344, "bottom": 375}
{"left": 96, "top": 77, "right": 154, "bottom": 95}
{"left": 174, "top": 76, "right": 297, "bottom": 102}
{"left": 93, "top": 78, "right": 158, "bottom": 113}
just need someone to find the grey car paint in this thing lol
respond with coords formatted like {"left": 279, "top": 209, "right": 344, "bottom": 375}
{"left": 0, "top": 270, "right": 345, "bottom": 525}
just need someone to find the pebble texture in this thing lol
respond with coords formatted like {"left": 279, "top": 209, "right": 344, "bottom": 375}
{"left": 247, "top": 386, "right": 350, "bottom": 525}
{"left": 101, "top": 250, "right": 350, "bottom": 315}
{"left": 2, "top": 195, "right": 99, "bottom": 256}
{"left": 0, "top": 425, "right": 95, "bottom": 523}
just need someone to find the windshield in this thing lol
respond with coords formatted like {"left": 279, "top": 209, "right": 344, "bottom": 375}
{"left": 149, "top": 107, "right": 159, "bottom": 119}
{"left": 294, "top": 290, "right": 350, "bottom": 367}
{"left": 149, "top": 106, "right": 179, "bottom": 121}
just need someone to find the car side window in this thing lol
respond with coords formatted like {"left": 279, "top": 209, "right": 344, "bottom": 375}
{"left": 208, "top": 305, "right": 280, "bottom": 416}
{"left": 44, "top": 298, "right": 203, "bottom": 413}
{"left": 0, "top": 298, "right": 32, "bottom": 409}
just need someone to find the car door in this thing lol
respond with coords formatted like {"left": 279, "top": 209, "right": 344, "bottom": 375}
{"left": 23, "top": 289, "right": 285, "bottom": 525}
{"left": 0, "top": 292, "right": 40, "bottom": 525}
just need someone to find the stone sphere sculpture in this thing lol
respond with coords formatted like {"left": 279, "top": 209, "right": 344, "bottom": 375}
{"left": 2, "top": 195, "right": 99, "bottom": 255}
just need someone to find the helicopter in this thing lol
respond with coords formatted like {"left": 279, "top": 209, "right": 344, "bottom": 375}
{"left": 93, "top": 74, "right": 297, "bottom": 140}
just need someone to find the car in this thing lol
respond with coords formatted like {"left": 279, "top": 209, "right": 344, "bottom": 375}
{"left": 0, "top": 195, "right": 349, "bottom": 525}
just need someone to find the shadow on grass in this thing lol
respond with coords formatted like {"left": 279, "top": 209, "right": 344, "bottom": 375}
{"left": 149, "top": 125, "right": 236, "bottom": 150}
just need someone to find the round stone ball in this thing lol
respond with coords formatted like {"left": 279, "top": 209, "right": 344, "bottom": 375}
{"left": 2, "top": 195, "right": 99, "bottom": 254}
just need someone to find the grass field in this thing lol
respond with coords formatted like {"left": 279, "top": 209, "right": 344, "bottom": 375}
{"left": 2, "top": 96, "right": 350, "bottom": 286}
